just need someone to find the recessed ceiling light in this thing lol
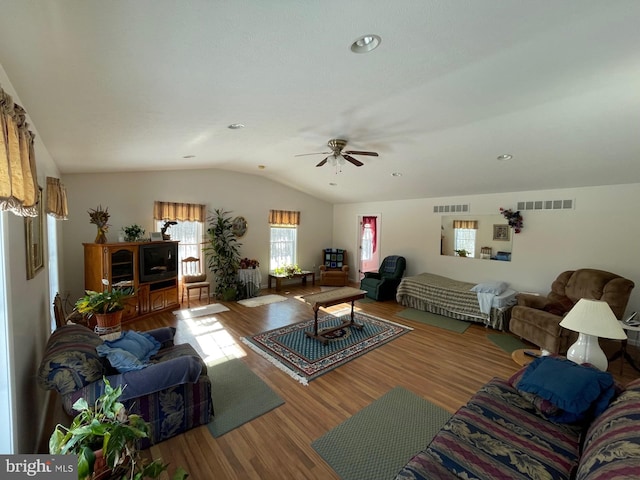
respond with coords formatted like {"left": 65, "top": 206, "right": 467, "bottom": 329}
{"left": 391, "top": 172, "right": 403, "bottom": 177}
{"left": 497, "top": 154, "right": 513, "bottom": 161}
{"left": 182, "top": 155, "right": 195, "bottom": 159}
{"left": 228, "top": 123, "right": 245, "bottom": 129}
{"left": 351, "top": 34, "right": 381, "bottom": 53}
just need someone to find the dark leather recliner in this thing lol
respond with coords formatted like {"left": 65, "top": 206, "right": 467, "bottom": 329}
{"left": 360, "top": 255, "right": 406, "bottom": 301}
{"left": 509, "top": 268, "right": 634, "bottom": 354}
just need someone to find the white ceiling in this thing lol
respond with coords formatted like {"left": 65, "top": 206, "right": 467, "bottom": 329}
{"left": 1, "top": 0, "right": 639, "bottom": 204}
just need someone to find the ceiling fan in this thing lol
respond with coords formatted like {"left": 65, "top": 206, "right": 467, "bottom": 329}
{"left": 295, "top": 139, "right": 379, "bottom": 168}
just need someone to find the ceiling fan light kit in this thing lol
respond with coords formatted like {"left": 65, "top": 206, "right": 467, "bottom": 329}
{"left": 296, "top": 138, "right": 379, "bottom": 173}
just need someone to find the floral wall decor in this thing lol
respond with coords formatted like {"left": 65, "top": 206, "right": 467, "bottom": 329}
{"left": 499, "top": 208, "right": 523, "bottom": 233}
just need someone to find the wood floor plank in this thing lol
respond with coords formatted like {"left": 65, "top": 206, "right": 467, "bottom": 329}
{"left": 39, "top": 282, "right": 640, "bottom": 479}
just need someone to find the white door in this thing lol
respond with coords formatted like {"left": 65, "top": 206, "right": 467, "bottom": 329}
{"left": 358, "top": 215, "right": 380, "bottom": 279}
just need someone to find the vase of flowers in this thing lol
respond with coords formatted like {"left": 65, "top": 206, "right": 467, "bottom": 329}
{"left": 239, "top": 257, "right": 260, "bottom": 269}
{"left": 500, "top": 208, "right": 523, "bottom": 233}
{"left": 89, "top": 205, "right": 110, "bottom": 244}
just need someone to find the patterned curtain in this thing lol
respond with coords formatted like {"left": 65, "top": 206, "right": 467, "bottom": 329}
{"left": 268, "top": 209, "right": 300, "bottom": 225}
{"left": 153, "top": 201, "right": 207, "bottom": 222}
{"left": 46, "top": 177, "right": 68, "bottom": 220}
{"left": 0, "top": 86, "right": 39, "bottom": 217}
{"left": 453, "top": 220, "right": 478, "bottom": 229}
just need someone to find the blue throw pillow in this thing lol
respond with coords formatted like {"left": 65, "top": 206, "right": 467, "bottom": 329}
{"left": 102, "top": 330, "right": 161, "bottom": 363}
{"left": 95, "top": 346, "right": 147, "bottom": 373}
{"left": 517, "top": 356, "right": 615, "bottom": 423}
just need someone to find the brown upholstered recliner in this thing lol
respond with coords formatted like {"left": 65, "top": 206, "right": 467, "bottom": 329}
{"left": 319, "top": 248, "right": 349, "bottom": 286}
{"left": 509, "top": 269, "right": 634, "bottom": 354}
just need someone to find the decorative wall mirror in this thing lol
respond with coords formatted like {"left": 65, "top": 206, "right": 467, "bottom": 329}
{"left": 25, "top": 186, "right": 44, "bottom": 279}
{"left": 440, "top": 214, "right": 513, "bottom": 261}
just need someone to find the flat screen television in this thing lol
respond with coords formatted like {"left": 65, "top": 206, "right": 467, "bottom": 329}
{"left": 139, "top": 242, "right": 178, "bottom": 283}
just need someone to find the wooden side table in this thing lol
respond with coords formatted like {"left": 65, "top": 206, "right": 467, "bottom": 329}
{"left": 268, "top": 271, "right": 315, "bottom": 291}
{"left": 609, "top": 321, "right": 640, "bottom": 374}
{"left": 511, "top": 348, "right": 542, "bottom": 367}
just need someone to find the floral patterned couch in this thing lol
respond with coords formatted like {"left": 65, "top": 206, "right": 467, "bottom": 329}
{"left": 396, "top": 356, "right": 640, "bottom": 480}
{"left": 37, "top": 324, "right": 213, "bottom": 448}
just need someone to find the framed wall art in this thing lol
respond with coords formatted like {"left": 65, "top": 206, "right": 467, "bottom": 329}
{"left": 25, "top": 186, "right": 44, "bottom": 279}
{"left": 493, "top": 224, "right": 510, "bottom": 241}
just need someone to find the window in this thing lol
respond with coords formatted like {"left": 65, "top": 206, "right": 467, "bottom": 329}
{"left": 361, "top": 223, "right": 374, "bottom": 261}
{"left": 270, "top": 226, "right": 297, "bottom": 270}
{"left": 156, "top": 220, "right": 204, "bottom": 277}
{"left": 454, "top": 228, "right": 476, "bottom": 257}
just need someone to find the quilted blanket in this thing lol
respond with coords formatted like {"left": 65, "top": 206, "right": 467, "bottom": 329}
{"left": 395, "top": 273, "right": 512, "bottom": 330}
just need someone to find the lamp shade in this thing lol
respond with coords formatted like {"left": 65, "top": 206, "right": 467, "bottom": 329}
{"left": 559, "top": 299, "right": 627, "bottom": 340}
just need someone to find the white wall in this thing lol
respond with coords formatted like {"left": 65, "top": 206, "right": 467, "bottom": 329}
{"left": 0, "top": 64, "right": 63, "bottom": 453}
{"left": 333, "top": 183, "right": 640, "bottom": 328}
{"left": 61, "top": 169, "right": 334, "bottom": 300}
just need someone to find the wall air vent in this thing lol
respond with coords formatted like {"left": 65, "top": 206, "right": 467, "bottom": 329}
{"left": 516, "top": 199, "right": 574, "bottom": 211}
{"left": 433, "top": 204, "right": 470, "bottom": 214}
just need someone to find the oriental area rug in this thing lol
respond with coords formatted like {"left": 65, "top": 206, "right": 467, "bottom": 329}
{"left": 241, "top": 312, "right": 412, "bottom": 385}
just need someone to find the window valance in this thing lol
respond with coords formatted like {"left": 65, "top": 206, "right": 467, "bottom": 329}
{"left": 153, "top": 201, "right": 207, "bottom": 222}
{"left": 453, "top": 220, "right": 478, "bottom": 229}
{"left": 0, "top": 86, "right": 39, "bottom": 217}
{"left": 46, "top": 177, "right": 68, "bottom": 220}
{"left": 269, "top": 209, "right": 300, "bottom": 225}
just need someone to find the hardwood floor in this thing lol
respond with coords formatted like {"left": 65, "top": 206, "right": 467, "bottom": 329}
{"left": 41, "top": 283, "right": 640, "bottom": 479}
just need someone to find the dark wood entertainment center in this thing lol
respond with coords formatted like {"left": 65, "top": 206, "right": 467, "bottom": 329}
{"left": 83, "top": 241, "right": 180, "bottom": 322}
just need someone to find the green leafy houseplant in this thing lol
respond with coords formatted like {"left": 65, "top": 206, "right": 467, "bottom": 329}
{"left": 454, "top": 249, "right": 469, "bottom": 257}
{"left": 75, "top": 288, "right": 134, "bottom": 317}
{"left": 273, "top": 264, "right": 302, "bottom": 277}
{"left": 122, "top": 224, "right": 146, "bottom": 242}
{"left": 204, "top": 208, "right": 242, "bottom": 300}
{"left": 49, "top": 378, "right": 188, "bottom": 480}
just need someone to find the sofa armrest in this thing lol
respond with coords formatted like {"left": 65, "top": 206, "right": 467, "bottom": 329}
{"left": 516, "top": 293, "right": 550, "bottom": 310}
{"left": 109, "top": 355, "right": 203, "bottom": 401}
{"left": 144, "top": 326, "right": 176, "bottom": 348}
{"left": 341, "top": 265, "right": 349, "bottom": 272}
{"left": 363, "top": 272, "right": 381, "bottom": 280}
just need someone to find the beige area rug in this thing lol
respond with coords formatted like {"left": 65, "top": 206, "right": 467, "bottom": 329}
{"left": 173, "top": 303, "right": 230, "bottom": 319}
{"left": 237, "top": 294, "right": 288, "bottom": 307}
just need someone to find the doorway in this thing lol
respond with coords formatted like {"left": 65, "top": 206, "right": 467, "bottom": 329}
{"left": 358, "top": 215, "right": 380, "bottom": 279}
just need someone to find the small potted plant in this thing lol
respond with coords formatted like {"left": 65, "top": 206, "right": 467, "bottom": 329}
{"left": 74, "top": 287, "right": 133, "bottom": 329}
{"left": 122, "top": 224, "right": 146, "bottom": 242}
{"left": 50, "top": 378, "right": 188, "bottom": 480}
{"left": 454, "top": 249, "right": 469, "bottom": 257}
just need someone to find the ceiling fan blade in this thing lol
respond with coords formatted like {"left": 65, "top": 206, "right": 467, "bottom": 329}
{"left": 344, "top": 150, "right": 379, "bottom": 157}
{"left": 316, "top": 157, "right": 329, "bottom": 167}
{"left": 343, "top": 154, "right": 364, "bottom": 167}
{"left": 295, "top": 151, "right": 331, "bottom": 157}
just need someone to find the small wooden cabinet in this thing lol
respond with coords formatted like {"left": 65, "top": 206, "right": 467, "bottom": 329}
{"left": 83, "top": 241, "right": 179, "bottom": 322}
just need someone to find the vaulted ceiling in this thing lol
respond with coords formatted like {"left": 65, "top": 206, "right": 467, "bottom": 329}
{"left": 1, "top": 1, "right": 639, "bottom": 204}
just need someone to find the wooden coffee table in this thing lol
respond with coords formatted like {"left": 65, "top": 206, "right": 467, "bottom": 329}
{"left": 268, "top": 271, "right": 315, "bottom": 292}
{"left": 301, "top": 287, "right": 367, "bottom": 344}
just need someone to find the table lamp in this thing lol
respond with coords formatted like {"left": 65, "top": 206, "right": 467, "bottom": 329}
{"left": 559, "top": 298, "right": 627, "bottom": 371}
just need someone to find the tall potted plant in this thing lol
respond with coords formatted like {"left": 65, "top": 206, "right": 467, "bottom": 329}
{"left": 205, "top": 209, "right": 242, "bottom": 300}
